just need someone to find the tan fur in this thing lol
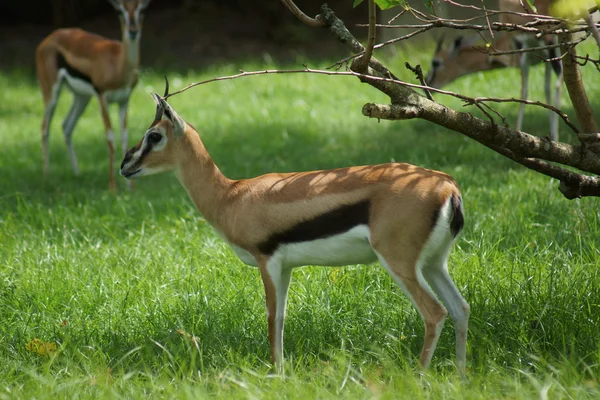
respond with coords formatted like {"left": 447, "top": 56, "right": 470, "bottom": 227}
{"left": 36, "top": 0, "right": 150, "bottom": 190}
{"left": 121, "top": 101, "right": 468, "bottom": 375}
{"left": 426, "top": 0, "right": 554, "bottom": 88}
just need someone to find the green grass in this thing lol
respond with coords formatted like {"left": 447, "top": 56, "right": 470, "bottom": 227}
{"left": 1, "top": 43, "right": 600, "bottom": 398}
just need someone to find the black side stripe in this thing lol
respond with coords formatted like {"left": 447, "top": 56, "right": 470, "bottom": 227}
{"left": 56, "top": 52, "right": 100, "bottom": 93}
{"left": 258, "top": 200, "right": 371, "bottom": 255}
{"left": 450, "top": 194, "right": 464, "bottom": 238}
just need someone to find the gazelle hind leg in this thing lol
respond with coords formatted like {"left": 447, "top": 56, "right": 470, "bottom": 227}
{"left": 97, "top": 94, "right": 116, "bottom": 191}
{"left": 422, "top": 248, "right": 470, "bottom": 377}
{"left": 516, "top": 52, "right": 530, "bottom": 132}
{"left": 544, "top": 63, "right": 559, "bottom": 141}
{"left": 258, "top": 255, "right": 293, "bottom": 373}
{"left": 62, "top": 94, "right": 91, "bottom": 175}
{"left": 41, "top": 79, "right": 64, "bottom": 175}
{"left": 375, "top": 251, "right": 448, "bottom": 370}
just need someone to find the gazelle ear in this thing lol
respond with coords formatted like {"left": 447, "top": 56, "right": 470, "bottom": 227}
{"left": 159, "top": 98, "right": 185, "bottom": 137}
{"left": 151, "top": 93, "right": 164, "bottom": 122}
{"left": 449, "top": 35, "right": 479, "bottom": 58}
{"left": 435, "top": 37, "right": 444, "bottom": 53}
{"left": 107, "top": 0, "right": 122, "bottom": 11}
{"left": 140, "top": 0, "right": 153, "bottom": 10}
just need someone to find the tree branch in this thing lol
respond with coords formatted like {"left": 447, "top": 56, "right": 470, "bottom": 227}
{"left": 361, "top": 102, "right": 600, "bottom": 177}
{"left": 279, "top": 0, "right": 324, "bottom": 28}
{"left": 584, "top": 12, "right": 600, "bottom": 49}
{"left": 559, "top": 31, "right": 599, "bottom": 135}
{"left": 356, "top": 0, "right": 377, "bottom": 72}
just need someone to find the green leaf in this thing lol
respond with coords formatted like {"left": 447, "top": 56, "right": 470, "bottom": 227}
{"left": 422, "top": 0, "right": 434, "bottom": 13}
{"left": 374, "top": 0, "right": 405, "bottom": 10}
{"left": 353, "top": 0, "right": 364, "bottom": 7}
{"left": 526, "top": 0, "right": 537, "bottom": 13}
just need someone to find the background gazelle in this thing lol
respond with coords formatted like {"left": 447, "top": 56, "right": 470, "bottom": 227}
{"left": 36, "top": 0, "right": 152, "bottom": 190}
{"left": 426, "top": 0, "right": 562, "bottom": 141}
{"left": 120, "top": 81, "right": 470, "bottom": 376}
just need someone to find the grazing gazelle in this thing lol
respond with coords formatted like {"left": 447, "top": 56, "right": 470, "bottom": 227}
{"left": 36, "top": 0, "right": 152, "bottom": 190}
{"left": 120, "top": 81, "right": 470, "bottom": 376}
{"left": 426, "top": 0, "right": 562, "bottom": 141}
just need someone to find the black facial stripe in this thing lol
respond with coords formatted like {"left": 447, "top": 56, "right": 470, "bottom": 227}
{"left": 56, "top": 53, "right": 99, "bottom": 93}
{"left": 257, "top": 200, "right": 371, "bottom": 255}
{"left": 127, "top": 139, "right": 153, "bottom": 171}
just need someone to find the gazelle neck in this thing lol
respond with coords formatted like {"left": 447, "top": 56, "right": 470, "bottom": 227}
{"left": 174, "top": 129, "right": 234, "bottom": 229}
{"left": 120, "top": 30, "right": 141, "bottom": 72}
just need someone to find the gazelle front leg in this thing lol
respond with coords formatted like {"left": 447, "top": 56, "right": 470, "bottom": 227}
{"left": 63, "top": 94, "right": 91, "bottom": 175}
{"left": 118, "top": 99, "right": 134, "bottom": 189}
{"left": 41, "top": 79, "right": 65, "bottom": 176}
{"left": 98, "top": 94, "right": 117, "bottom": 191}
{"left": 257, "top": 255, "right": 293, "bottom": 373}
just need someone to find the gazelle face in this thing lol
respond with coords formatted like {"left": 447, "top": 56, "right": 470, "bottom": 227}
{"left": 120, "top": 121, "right": 175, "bottom": 179}
{"left": 108, "top": 0, "right": 152, "bottom": 41}
{"left": 426, "top": 37, "right": 468, "bottom": 89}
{"left": 120, "top": 93, "right": 186, "bottom": 179}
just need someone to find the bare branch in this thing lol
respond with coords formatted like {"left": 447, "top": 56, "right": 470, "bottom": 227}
{"left": 487, "top": 33, "right": 588, "bottom": 57}
{"left": 584, "top": 12, "right": 600, "bottom": 49}
{"left": 518, "top": 158, "right": 600, "bottom": 199}
{"left": 360, "top": 102, "right": 599, "bottom": 176}
{"left": 405, "top": 63, "right": 433, "bottom": 100}
{"left": 165, "top": 66, "right": 577, "bottom": 134}
{"left": 559, "top": 31, "right": 599, "bottom": 135}
{"left": 358, "top": 0, "right": 377, "bottom": 71}
{"left": 481, "top": 0, "right": 495, "bottom": 40}
{"left": 279, "top": 0, "right": 324, "bottom": 28}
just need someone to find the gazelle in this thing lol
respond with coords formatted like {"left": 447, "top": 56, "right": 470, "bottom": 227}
{"left": 36, "top": 0, "right": 152, "bottom": 190}
{"left": 120, "top": 80, "right": 470, "bottom": 376}
{"left": 426, "top": 0, "right": 562, "bottom": 141}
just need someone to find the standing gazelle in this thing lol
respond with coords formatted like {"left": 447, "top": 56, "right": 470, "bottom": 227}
{"left": 120, "top": 82, "right": 470, "bottom": 376}
{"left": 426, "top": 0, "right": 562, "bottom": 140}
{"left": 36, "top": 0, "right": 152, "bottom": 190}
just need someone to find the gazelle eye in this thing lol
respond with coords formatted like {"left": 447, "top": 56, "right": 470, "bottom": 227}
{"left": 148, "top": 132, "right": 162, "bottom": 144}
{"left": 432, "top": 59, "right": 442, "bottom": 69}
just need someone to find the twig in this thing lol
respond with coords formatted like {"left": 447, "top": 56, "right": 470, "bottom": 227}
{"left": 481, "top": 0, "right": 495, "bottom": 41}
{"left": 387, "top": 9, "right": 406, "bottom": 24}
{"left": 584, "top": 12, "right": 600, "bottom": 49}
{"left": 487, "top": 33, "right": 589, "bottom": 57}
{"left": 358, "top": 0, "right": 377, "bottom": 71}
{"left": 279, "top": 0, "right": 324, "bottom": 28}
{"left": 405, "top": 63, "right": 433, "bottom": 100}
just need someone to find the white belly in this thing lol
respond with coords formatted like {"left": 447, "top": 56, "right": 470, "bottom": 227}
{"left": 105, "top": 87, "right": 132, "bottom": 103}
{"left": 60, "top": 69, "right": 97, "bottom": 97}
{"left": 59, "top": 69, "right": 132, "bottom": 103}
{"left": 230, "top": 225, "right": 377, "bottom": 268}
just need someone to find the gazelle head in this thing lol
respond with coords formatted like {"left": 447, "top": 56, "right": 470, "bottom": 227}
{"left": 426, "top": 35, "right": 512, "bottom": 89}
{"left": 120, "top": 79, "right": 188, "bottom": 179}
{"left": 107, "top": 0, "right": 152, "bottom": 41}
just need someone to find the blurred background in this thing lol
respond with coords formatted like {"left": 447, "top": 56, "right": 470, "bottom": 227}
{"left": 0, "top": 0, "right": 490, "bottom": 71}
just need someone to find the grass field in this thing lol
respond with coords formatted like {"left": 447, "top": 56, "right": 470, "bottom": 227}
{"left": 1, "top": 42, "right": 600, "bottom": 398}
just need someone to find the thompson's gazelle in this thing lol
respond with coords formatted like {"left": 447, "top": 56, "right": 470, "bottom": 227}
{"left": 36, "top": 0, "right": 152, "bottom": 190}
{"left": 426, "top": 0, "right": 562, "bottom": 141}
{"left": 120, "top": 80, "right": 470, "bottom": 375}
